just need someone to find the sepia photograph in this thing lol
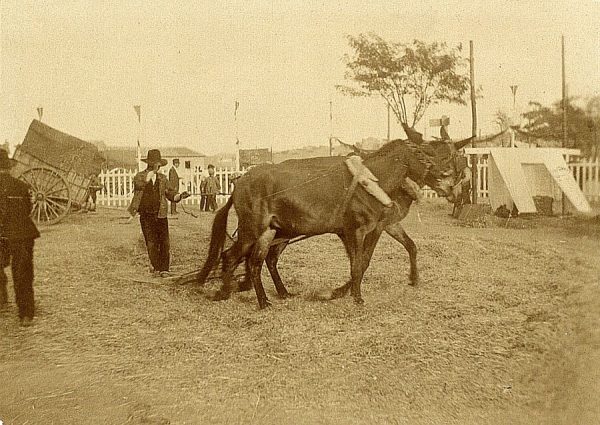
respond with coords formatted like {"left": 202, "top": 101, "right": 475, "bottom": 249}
{"left": 1, "top": 1, "right": 599, "bottom": 424}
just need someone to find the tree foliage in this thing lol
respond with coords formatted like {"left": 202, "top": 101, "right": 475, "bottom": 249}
{"left": 337, "top": 33, "right": 470, "bottom": 127}
{"left": 522, "top": 96, "right": 600, "bottom": 157}
{"left": 494, "top": 110, "right": 511, "bottom": 132}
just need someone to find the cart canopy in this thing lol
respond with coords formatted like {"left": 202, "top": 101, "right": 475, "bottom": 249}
{"left": 19, "top": 120, "right": 104, "bottom": 176}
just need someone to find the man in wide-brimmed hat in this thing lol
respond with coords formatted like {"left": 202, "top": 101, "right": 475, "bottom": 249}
{"left": 128, "top": 149, "right": 190, "bottom": 278}
{"left": 0, "top": 149, "right": 40, "bottom": 326}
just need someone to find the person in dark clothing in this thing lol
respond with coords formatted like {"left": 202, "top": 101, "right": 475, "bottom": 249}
{"left": 168, "top": 159, "right": 181, "bottom": 215}
{"left": 204, "top": 164, "right": 221, "bottom": 212}
{"left": 128, "top": 150, "right": 190, "bottom": 278}
{"left": 0, "top": 149, "right": 40, "bottom": 326}
{"left": 200, "top": 175, "right": 208, "bottom": 212}
{"left": 85, "top": 173, "right": 103, "bottom": 212}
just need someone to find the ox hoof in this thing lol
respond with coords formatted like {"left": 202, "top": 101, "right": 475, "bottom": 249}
{"left": 353, "top": 297, "right": 365, "bottom": 305}
{"left": 237, "top": 281, "right": 253, "bottom": 292}
{"left": 258, "top": 299, "right": 272, "bottom": 309}
{"left": 408, "top": 276, "right": 419, "bottom": 286}
{"left": 278, "top": 291, "right": 296, "bottom": 299}
{"left": 330, "top": 287, "right": 348, "bottom": 300}
{"left": 212, "top": 290, "right": 231, "bottom": 302}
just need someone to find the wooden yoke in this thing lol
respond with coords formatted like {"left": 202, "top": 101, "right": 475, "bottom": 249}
{"left": 344, "top": 155, "right": 393, "bottom": 207}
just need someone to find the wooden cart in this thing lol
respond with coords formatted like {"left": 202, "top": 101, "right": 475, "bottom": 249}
{"left": 10, "top": 120, "right": 104, "bottom": 225}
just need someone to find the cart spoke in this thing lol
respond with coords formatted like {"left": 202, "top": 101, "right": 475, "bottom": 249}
{"left": 41, "top": 201, "right": 51, "bottom": 222}
{"left": 36, "top": 202, "right": 42, "bottom": 223}
{"left": 45, "top": 187, "right": 69, "bottom": 197}
{"left": 43, "top": 177, "right": 65, "bottom": 195}
{"left": 37, "top": 168, "right": 55, "bottom": 192}
{"left": 33, "top": 169, "right": 49, "bottom": 192}
{"left": 45, "top": 201, "right": 61, "bottom": 220}
{"left": 19, "top": 167, "right": 72, "bottom": 225}
{"left": 20, "top": 172, "right": 37, "bottom": 190}
{"left": 47, "top": 195, "right": 70, "bottom": 202}
{"left": 45, "top": 197, "right": 69, "bottom": 211}
{"left": 30, "top": 203, "right": 39, "bottom": 221}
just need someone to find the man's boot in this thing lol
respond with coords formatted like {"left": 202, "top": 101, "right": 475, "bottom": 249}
{"left": 0, "top": 269, "right": 8, "bottom": 305}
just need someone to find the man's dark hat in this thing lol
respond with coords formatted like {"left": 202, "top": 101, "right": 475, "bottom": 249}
{"left": 142, "top": 149, "right": 168, "bottom": 166}
{"left": 0, "top": 149, "right": 17, "bottom": 170}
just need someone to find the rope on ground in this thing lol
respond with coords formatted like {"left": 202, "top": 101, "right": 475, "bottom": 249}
{"left": 179, "top": 202, "right": 198, "bottom": 218}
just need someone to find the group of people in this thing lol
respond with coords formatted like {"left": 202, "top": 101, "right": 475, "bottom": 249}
{"left": 167, "top": 159, "right": 221, "bottom": 215}
{"left": 1, "top": 132, "right": 470, "bottom": 326}
{"left": 0, "top": 147, "right": 223, "bottom": 326}
{"left": 129, "top": 150, "right": 222, "bottom": 278}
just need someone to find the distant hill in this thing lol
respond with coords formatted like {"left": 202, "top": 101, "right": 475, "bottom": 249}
{"left": 273, "top": 144, "right": 354, "bottom": 163}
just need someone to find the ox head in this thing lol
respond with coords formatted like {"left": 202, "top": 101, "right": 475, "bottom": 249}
{"left": 402, "top": 124, "right": 474, "bottom": 203}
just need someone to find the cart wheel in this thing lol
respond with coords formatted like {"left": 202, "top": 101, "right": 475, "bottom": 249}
{"left": 18, "top": 167, "right": 72, "bottom": 225}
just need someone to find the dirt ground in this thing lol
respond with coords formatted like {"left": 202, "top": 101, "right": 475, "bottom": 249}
{"left": 1, "top": 200, "right": 599, "bottom": 425}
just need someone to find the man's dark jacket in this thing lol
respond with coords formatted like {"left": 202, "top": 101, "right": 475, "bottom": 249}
{"left": 0, "top": 173, "right": 40, "bottom": 240}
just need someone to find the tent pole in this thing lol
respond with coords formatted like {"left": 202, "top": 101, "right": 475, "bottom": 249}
{"left": 470, "top": 40, "right": 478, "bottom": 205}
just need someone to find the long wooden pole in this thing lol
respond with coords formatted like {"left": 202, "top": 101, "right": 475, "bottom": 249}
{"left": 561, "top": 35, "right": 568, "bottom": 215}
{"left": 470, "top": 40, "right": 478, "bottom": 205}
{"left": 387, "top": 103, "right": 391, "bottom": 142}
{"left": 562, "top": 35, "right": 568, "bottom": 148}
{"left": 329, "top": 101, "right": 333, "bottom": 156}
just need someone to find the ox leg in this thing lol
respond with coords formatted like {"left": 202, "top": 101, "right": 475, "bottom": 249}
{"left": 331, "top": 235, "right": 354, "bottom": 299}
{"left": 214, "top": 240, "right": 251, "bottom": 301}
{"left": 249, "top": 228, "right": 277, "bottom": 309}
{"left": 265, "top": 241, "right": 293, "bottom": 298}
{"left": 385, "top": 222, "right": 419, "bottom": 285}
{"left": 350, "top": 226, "right": 375, "bottom": 305}
{"left": 360, "top": 227, "right": 385, "bottom": 273}
{"left": 237, "top": 259, "right": 253, "bottom": 292}
{"left": 220, "top": 246, "right": 253, "bottom": 292}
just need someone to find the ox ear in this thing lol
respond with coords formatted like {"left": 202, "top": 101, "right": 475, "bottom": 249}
{"left": 454, "top": 136, "right": 476, "bottom": 150}
{"left": 401, "top": 123, "right": 424, "bottom": 145}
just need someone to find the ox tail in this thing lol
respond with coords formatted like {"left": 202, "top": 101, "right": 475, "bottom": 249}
{"left": 196, "top": 196, "right": 233, "bottom": 286}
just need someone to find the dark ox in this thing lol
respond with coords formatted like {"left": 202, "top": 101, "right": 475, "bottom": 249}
{"left": 197, "top": 125, "right": 469, "bottom": 309}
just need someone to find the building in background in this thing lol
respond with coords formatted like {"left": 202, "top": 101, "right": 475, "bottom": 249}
{"left": 204, "top": 153, "right": 236, "bottom": 169}
{"left": 142, "top": 147, "right": 206, "bottom": 174}
{"left": 239, "top": 148, "right": 271, "bottom": 169}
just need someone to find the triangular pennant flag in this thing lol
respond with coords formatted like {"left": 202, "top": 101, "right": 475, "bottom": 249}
{"left": 36, "top": 107, "right": 43, "bottom": 121}
{"left": 133, "top": 105, "right": 141, "bottom": 122}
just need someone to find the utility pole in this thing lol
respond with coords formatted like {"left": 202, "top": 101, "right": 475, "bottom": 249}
{"left": 234, "top": 100, "right": 240, "bottom": 171}
{"left": 329, "top": 100, "right": 333, "bottom": 156}
{"left": 562, "top": 35, "right": 568, "bottom": 149}
{"left": 469, "top": 40, "right": 478, "bottom": 205}
{"left": 561, "top": 35, "right": 568, "bottom": 215}
{"left": 509, "top": 85, "right": 518, "bottom": 147}
{"left": 134, "top": 105, "right": 142, "bottom": 171}
{"left": 510, "top": 85, "right": 518, "bottom": 110}
{"left": 387, "top": 103, "right": 391, "bottom": 142}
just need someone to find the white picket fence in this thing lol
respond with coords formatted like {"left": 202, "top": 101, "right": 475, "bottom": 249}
{"left": 570, "top": 157, "right": 600, "bottom": 202}
{"left": 96, "top": 167, "right": 240, "bottom": 208}
{"left": 97, "top": 157, "right": 600, "bottom": 208}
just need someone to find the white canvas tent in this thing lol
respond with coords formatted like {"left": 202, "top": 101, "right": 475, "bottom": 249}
{"left": 464, "top": 147, "right": 591, "bottom": 214}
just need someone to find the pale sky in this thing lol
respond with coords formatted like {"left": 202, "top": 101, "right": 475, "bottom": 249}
{"left": 1, "top": 0, "right": 599, "bottom": 155}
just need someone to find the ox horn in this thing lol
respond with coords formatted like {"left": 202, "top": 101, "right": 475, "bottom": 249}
{"left": 453, "top": 136, "right": 476, "bottom": 150}
{"left": 401, "top": 123, "right": 424, "bottom": 145}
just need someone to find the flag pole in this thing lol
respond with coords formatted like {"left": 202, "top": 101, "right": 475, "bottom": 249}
{"left": 235, "top": 100, "right": 240, "bottom": 171}
{"left": 134, "top": 105, "right": 142, "bottom": 171}
{"left": 329, "top": 101, "right": 333, "bottom": 156}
